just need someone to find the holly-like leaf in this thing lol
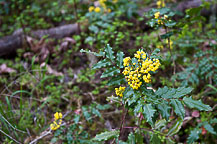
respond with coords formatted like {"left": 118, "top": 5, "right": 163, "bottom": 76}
{"left": 156, "top": 86, "right": 193, "bottom": 99}
{"left": 183, "top": 97, "right": 212, "bottom": 111}
{"left": 157, "top": 101, "right": 171, "bottom": 120}
{"left": 170, "top": 99, "right": 185, "bottom": 119}
{"left": 101, "top": 67, "right": 120, "bottom": 78}
{"left": 167, "top": 119, "right": 183, "bottom": 136}
{"left": 116, "top": 51, "right": 124, "bottom": 68}
{"left": 173, "top": 87, "right": 193, "bottom": 98}
{"left": 143, "top": 104, "right": 156, "bottom": 124}
{"left": 92, "top": 130, "right": 120, "bottom": 141}
{"left": 107, "top": 75, "right": 125, "bottom": 86}
{"left": 187, "top": 128, "right": 201, "bottom": 144}
{"left": 105, "top": 44, "right": 115, "bottom": 62}
{"left": 92, "top": 59, "right": 112, "bottom": 69}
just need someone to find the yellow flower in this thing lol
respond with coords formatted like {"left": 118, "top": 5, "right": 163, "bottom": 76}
{"left": 89, "top": 6, "right": 95, "bottom": 12}
{"left": 154, "top": 12, "right": 160, "bottom": 19}
{"left": 94, "top": 7, "right": 101, "bottom": 13}
{"left": 107, "top": 8, "right": 111, "bottom": 13}
{"left": 123, "top": 57, "right": 131, "bottom": 66}
{"left": 50, "top": 112, "right": 63, "bottom": 131}
{"left": 166, "top": 39, "right": 173, "bottom": 49}
{"left": 158, "top": 19, "right": 163, "bottom": 25}
{"left": 54, "top": 112, "right": 63, "bottom": 121}
{"left": 115, "top": 86, "right": 126, "bottom": 97}
{"left": 156, "top": 1, "right": 161, "bottom": 8}
{"left": 157, "top": 0, "right": 165, "bottom": 8}
{"left": 164, "top": 15, "right": 168, "bottom": 19}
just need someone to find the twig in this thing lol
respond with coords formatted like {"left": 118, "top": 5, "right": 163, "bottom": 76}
{"left": 29, "top": 129, "right": 52, "bottom": 144}
{"left": 0, "top": 129, "right": 22, "bottom": 144}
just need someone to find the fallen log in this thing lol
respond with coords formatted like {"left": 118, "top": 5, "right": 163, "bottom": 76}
{"left": 0, "top": 23, "right": 79, "bottom": 57}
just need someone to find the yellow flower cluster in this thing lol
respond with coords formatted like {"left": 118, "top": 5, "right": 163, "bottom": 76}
{"left": 89, "top": 0, "right": 115, "bottom": 13}
{"left": 99, "top": 0, "right": 112, "bottom": 13}
{"left": 115, "top": 86, "right": 126, "bottom": 97}
{"left": 154, "top": 12, "right": 168, "bottom": 25}
{"left": 156, "top": 0, "right": 165, "bottom": 8}
{"left": 122, "top": 50, "right": 160, "bottom": 90}
{"left": 50, "top": 112, "right": 63, "bottom": 131}
{"left": 89, "top": 6, "right": 101, "bottom": 13}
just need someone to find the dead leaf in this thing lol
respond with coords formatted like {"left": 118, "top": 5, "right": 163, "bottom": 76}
{"left": 0, "top": 64, "right": 16, "bottom": 74}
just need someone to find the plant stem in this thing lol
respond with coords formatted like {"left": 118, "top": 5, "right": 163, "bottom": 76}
{"left": 118, "top": 104, "right": 128, "bottom": 141}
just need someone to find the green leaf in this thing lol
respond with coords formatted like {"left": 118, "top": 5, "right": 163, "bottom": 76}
{"left": 173, "top": 87, "right": 193, "bottom": 98}
{"left": 154, "top": 119, "right": 167, "bottom": 130}
{"left": 183, "top": 97, "right": 212, "bottom": 111}
{"left": 89, "top": 25, "right": 99, "bottom": 33}
{"left": 134, "top": 101, "right": 143, "bottom": 113}
{"left": 127, "top": 132, "right": 136, "bottom": 144}
{"left": 204, "top": 123, "right": 216, "bottom": 134}
{"left": 150, "top": 134, "right": 161, "bottom": 144}
{"left": 101, "top": 67, "right": 120, "bottom": 78}
{"left": 165, "top": 21, "right": 176, "bottom": 27}
{"left": 92, "top": 59, "right": 112, "bottom": 69}
{"left": 160, "top": 32, "right": 174, "bottom": 39}
{"left": 157, "top": 101, "right": 171, "bottom": 120}
{"left": 92, "top": 130, "right": 120, "bottom": 141}
{"left": 186, "top": 6, "right": 203, "bottom": 17}
{"left": 116, "top": 51, "right": 124, "bottom": 68}
{"left": 143, "top": 104, "right": 156, "bottom": 124}
{"left": 156, "top": 86, "right": 193, "bottom": 99}
{"left": 187, "top": 128, "right": 201, "bottom": 144}
{"left": 107, "top": 75, "right": 125, "bottom": 86}
{"left": 80, "top": 49, "right": 105, "bottom": 57}
{"left": 170, "top": 99, "right": 185, "bottom": 119}
{"left": 105, "top": 44, "right": 115, "bottom": 62}
{"left": 167, "top": 119, "right": 183, "bottom": 136}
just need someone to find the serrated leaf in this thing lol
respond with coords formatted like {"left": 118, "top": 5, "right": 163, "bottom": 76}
{"left": 123, "top": 87, "right": 134, "bottom": 98}
{"left": 204, "top": 123, "right": 216, "bottom": 134}
{"left": 80, "top": 49, "right": 105, "bottom": 57}
{"left": 134, "top": 101, "right": 143, "bottom": 113}
{"left": 105, "top": 44, "right": 115, "bottom": 62}
{"left": 101, "top": 67, "right": 120, "bottom": 78}
{"left": 183, "top": 97, "right": 212, "bottom": 111}
{"left": 157, "top": 101, "right": 171, "bottom": 120}
{"left": 107, "top": 75, "right": 125, "bottom": 86}
{"left": 92, "top": 130, "right": 119, "bottom": 141}
{"left": 170, "top": 99, "right": 185, "bottom": 119}
{"left": 187, "top": 128, "right": 201, "bottom": 144}
{"left": 92, "top": 59, "right": 112, "bottom": 69}
{"left": 167, "top": 119, "right": 183, "bottom": 136}
{"left": 143, "top": 104, "right": 156, "bottom": 124}
{"left": 116, "top": 51, "right": 124, "bottom": 68}
{"left": 155, "top": 86, "right": 190, "bottom": 99}
{"left": 173, "top": 87, "right": 193, "bottom": 98}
